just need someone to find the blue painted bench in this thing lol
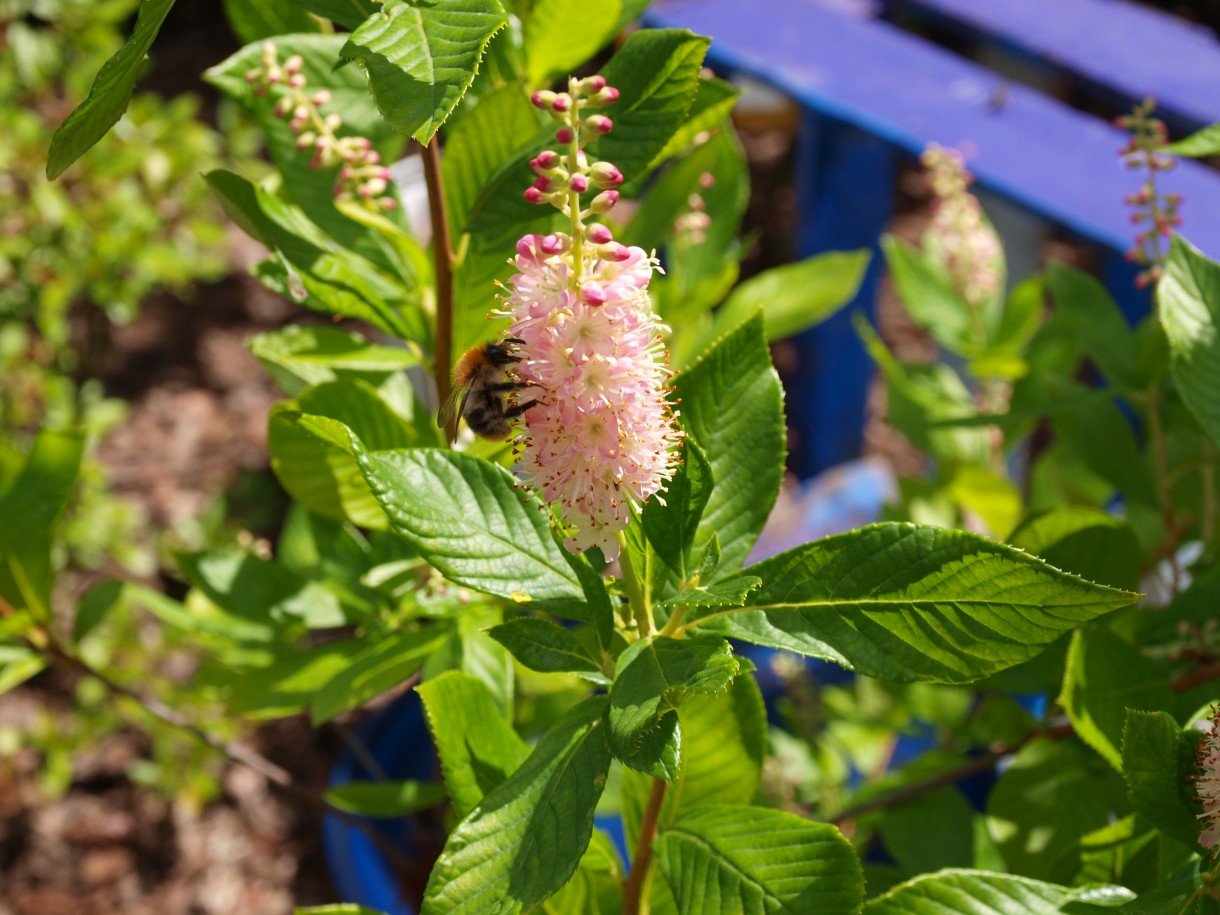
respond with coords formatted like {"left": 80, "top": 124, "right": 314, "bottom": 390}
{"left": 889, "top": 0, "right": 1220, "bottom": 132}
{"left": 643, "top": 0, "right": 1220, "bottom": 477}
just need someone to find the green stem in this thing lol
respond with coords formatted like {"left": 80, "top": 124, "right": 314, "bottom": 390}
{"left": 421, "top": 137, "right": 457, "bottom": 444}
{"left": 617, "top": 530, "right": 652, "bottom": 637}
{"left": 657, "top": 605, "right": 687, "bottom": 639}
{"left": 1146, "top": 385, "right": 1181, "bottom": 597}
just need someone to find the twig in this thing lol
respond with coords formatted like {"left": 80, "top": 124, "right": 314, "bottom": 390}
{"left": 1172, "top": 660, "right": 1220, "bottom": 694}
{"left": 42, "top": 640, "right": 417, "bottom": 872}
{"left": 623, "top": 777, "right": 668, "bottom": 915}
{"left": 421, "top": 137, "right": 457, "bottom": 443}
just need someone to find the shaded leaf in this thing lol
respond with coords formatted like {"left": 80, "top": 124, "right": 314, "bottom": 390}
{"left": 324, "top": 779, "right": 446, "bottom": 818}
{"left": 1121, "top": 710, "right": 1204, "bottom": 851}
{"left": 864, "top": 869, "right": 1133, "bottom": 914}
{"left": 487, "top": 617, "right": 605, "bottom": 681}
{"left": 311, "top": 626, "right": 447, "bottom": 723}
{"left": 1158, "top": 235, "right": 1220, "bottom": 448}
{"left": 418, "top": 671, "right": 529, "bottom": 819}
{"left": 422, "top": 697, "right": 611, "bottom": 914}
{"left": 523, "top": 0, "right": 620, "bottom": 87}
{"left": 643, "top": 435, "right": 713, "bottom": 581}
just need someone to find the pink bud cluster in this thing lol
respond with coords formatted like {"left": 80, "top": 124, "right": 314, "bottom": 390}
{"left": 245, "top": 43, "right": 396, "bottom": 211}
{"left": 920, "top": 144, "right": 1003, "bottom": 308}
{"left": 1117, "top": 99, "right": 1182, "bottom": 289}
{"left": 525, "top": 75, "right": 623, "bottom": 217}
{"left": 1195, "top": 705, "right": 1220, "bottom": 853}
{"left": 493, "top": 76, "right": 681, "bottom": 557}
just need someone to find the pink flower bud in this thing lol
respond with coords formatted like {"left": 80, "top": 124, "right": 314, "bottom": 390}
{"left": 365, "top": 150, "right": 381, "bottom": 164}
{"left": 539, "top": 233, "right": 568, "bottom": 255}
{"left": 516, "top": 234, "right": 544, "bottom": 261}
{"left": 583, "top": 75, "right": 607, "bottom": 93}
{"left": 533, "top": 175, "right": 555, "bottom": 193}
{"left": 289, "top": 73, "right": 306, "bottom": 88}
{"left": 569, "top": 174, "right": 589, "bottom": 193}
{"left": 588, "top": 86, "right": 620, "bottom": 107}
{"left": 364, "top": 177, "right": 388, "bottom": 196}
{"left": 600, "top": 242, "right": 631, "bottom": 261}
{"left": 552, "top": 93, "right": 572, "bottom": 112}
{"left": 245, "top": 68, "right": 263, "bottom": 84}
{"left": 589, "top": 162, "right": 623, "bottom": 189}
{"left": 586, "top": 223, "right": 613, "bottom": 244}
{"left": 284, "top": 55, "right": 304, "bottom": 74}
{"left": 581, "top": 282, "right": 608, "bottom": 306}
{"left": 531, "top": 90, "right": 557, "bottom": 109}
{"left": 532, "top": 150, "right": 561, "bottom": 171}
{"left": 267, "top": 67, "right": 282, "bottom": 84}
{"left": 556, "top": 127, "right": 574, "bottom": 144}
{"left": 275, "top": 97, "right": 293, "bottom": 117}
{"left": 524, "top": 187, "right": 547, "bottom": 204}
{"left": 296, "top": 132, "right": 317, "bottom": 150}
{"left": 313, "top": 90, "right": 332, "bottom": 106}
{"left": 585, "top": 115, "right": 613, "bottom": 135}
{"left": 379, "top": 196, "right": 398, "bottom": 211}
{"left": 289, "top": 117, "right": 307, "bottom": 134}
{"left": 589, "top": 190, "right": 620, "bottom": 214}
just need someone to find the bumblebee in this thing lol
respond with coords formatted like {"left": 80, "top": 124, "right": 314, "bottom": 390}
{"left": 437, "top": 338, "right": 538, "bottom": 440}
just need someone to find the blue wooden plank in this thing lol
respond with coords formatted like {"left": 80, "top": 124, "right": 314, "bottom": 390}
{"left": 894, "top": 0, "right": 1220, "bottom": 131}
{"left": 789, "top": 114, "right": 894, "bottom": 476}
{"left": 645, "top": 0, "right": 1220, "bottom": 262}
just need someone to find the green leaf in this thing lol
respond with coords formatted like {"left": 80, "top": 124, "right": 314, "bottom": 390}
{"left": 288, "top": 0, "right": 379, "bottom": 29}
{"left": 1059, "top": 627, "right": 1176, "bottom": 771}
{"left": 206, "top": 170, "right": 417, "bottom": 338}
{"left": 0, "top": 429, "right": 84, "bottom": 620}
{"left": 523, "top": 0, "right": 621, "bottom": 87}
{"left": 1048, "top": 263, "right": 1138, "bottom": 389}
{"left": 617, "top": 710, "right": 682, "bottom": 782}
{"left": 864, "top": 869, "right": 1134, "bottom": 914}
{"left": 1009, "top": 507, "right": 1143, "bottom": 592}
{"left": 422, "top": 606, "right": 514, "bottom": 716}
{"left": 72, "top": 580, "right": 126, "bottom": 644}
{"left": 179, "top": 547, "right": 346, "bottom": 630}
{"left": 879, "top": 786, "right": 976, "bottom": 876}
{"left": 249, "top": 325, "right": 420, "bottom": 397}
{"left": 223, "top": 0, "right": 323, "bottom": 42}
{"left": 655, "top": 805, "right": 864, "bottom": 915}
{"left": 341, "top": 0, "right": 509, "bottom": 145}
{"left": 418, "top": 671, "right": 529, "bottom": 819}
{"left": 487, "top": 617, "right": 605, "bottom": 681}
{"left": 674, "top": 315, "right": 784, "bottom": 578}
{"left": 46, "top": 0, "right": 176, "bottom": 179}
{"left": 621, "top": 674, "right": 767, "bottom": 847}
{"left": 1158, "top": 235, "right": 1220, "bottom": 448}
{"left": 944, "top": 464, "right": 1023, "bottom": 540}
{"left": 297, "top": 905, "right": 390, "bottom": 915}
{"left": 325, "top": 779, "right": 446, "bottom": 818}
{"left": 1164, "top": 121, "right": 1220, "bottom": 157}
{"left": 1122, "top": 710, "right": 1204, "bottom": 851}
{"left": 224, "top": 639, "right": 368, "bottom": 719}
{"left": 653, "top": 76, "right": 741, "bottom": 163}
{"left": 643, "top": 436, "right": 713, "bottom": 580}
{"left": 0, "top": 646, "right": 47, "bottom": 697}
{"left": 655, "top": 575, "right": 762, "bottom": 611}
{"left": 713, "top": 250, "right": 870, "bottom": 343}
{"left": 882, "top": 234, "right": 976, "bottom": 355}
{"left": 1051, "top": 390, "right": 1157, "bottom": 507}
{"left": 607, "top": 635, "right": 740, "bottom": 760}
{"left": 986, "top": 737, "right": 1128, "bottom": 884}
{"left": 591, "top": 29, "right": 710, "bottom": 183}
{"left": 422, "top": 697, "right": 611, "bottom": 914}
{"left": 306, "top": 423, "right": 586, "bottom": 606}
{"left": 546, "top": 829, "right": 626, "bottom": 915}
{"left": 268, "top": 406, "right": 390, "bottom": 530}
{"left": 692, "top": 523, "right": 1139, "bottom": 684}
{"left": 0, "top": 428, "right": 84, "bottom": 550}
{"left": 311, "top": 627, "right": 448, "bottom": 723}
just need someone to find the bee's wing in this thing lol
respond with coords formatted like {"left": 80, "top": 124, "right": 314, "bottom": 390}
{"left": 437, "top": 381, "right": 470, "bottom": 428}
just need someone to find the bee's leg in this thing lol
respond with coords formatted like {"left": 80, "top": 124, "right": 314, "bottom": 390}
{"left": 488, "top": 381, "right": 531, "bottom": 392}
{"left": 504, "top": 399, "right": 540, "bottom": 418}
